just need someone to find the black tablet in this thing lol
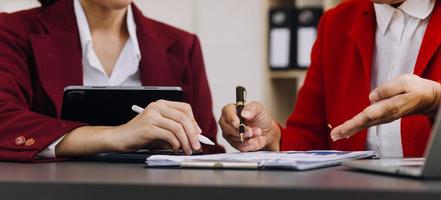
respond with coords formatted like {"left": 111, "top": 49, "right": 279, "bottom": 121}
{"left": 61, "top": 86, "right": 184, "bottom": 126}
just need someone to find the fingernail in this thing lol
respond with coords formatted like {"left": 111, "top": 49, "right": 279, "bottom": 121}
{"left": 369, "top": 92, "right": 380, "bottom": 102}
{"left": 242, "top": 110, "right": 251, "bottom": 118}
{"left": 194, "top": 142, "right": 201, "bottom": 150}
{"left": 244, "top": 129, "right": 252, "bottom": 138}
{"left": 331, "top": 134, "right": 342, "bottom": 142}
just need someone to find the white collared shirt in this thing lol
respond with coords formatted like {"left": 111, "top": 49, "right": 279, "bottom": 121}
{"left": 37, "top": 0, "right": 142, "bottom": 158}
{"left": 76, "top": 0, "right": 142, "bottom": 86}
{"left": 368, "top": 0, "right": 435, "bottom": 158}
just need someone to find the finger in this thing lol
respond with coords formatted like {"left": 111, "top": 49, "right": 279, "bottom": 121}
{"left": 369, "top": 75, "right": 410, "bottom": 102}
{"left": 158, "top": 106, "right": 201, "bottom": 150}
{"left": 237, "top": 136, "right": 266, "bottom": 152}
{"left": 241, "top": 101, "right": 265, "bottom": 120}
{"left": 226, "top": 124, "right": 256, "bottom": 142}
{"left": 151, "top": 126, "right": 181, "bottom": 152}
{"left": 220, "top": 117, "right": 242, "bottom": 142}
{"left": 331, "top": 105, "right": 382, "bottom": 141}
{"left": 330, "top": 114, "right": 370, "bottom": 141}
{"left": 157, "top": 100, "right": 202, "bottom": 133}
{"left": 331, "top": 106, "right": 385, "bottom": 141}
{"left": 154, "top": 116, "right": 193, "bottom": 155}
{"left": 157, "top": 100, "right": 195, "bottom": 119}
{"left": 219, "top": 116, "right": 238, "bottom": 136}
{"left": 221, "top": 103, "right": 240, "bottom": 128}
{"left": 244, "top": 126, "right": 253, "bottom": 138}
{"left": 331, "top": 95, "right": 408, "bottom": 140}
{"left": 230, "top": 126, "right": 253, "bottom": 142}
{"left": 252, "top": 127, "right": 263, "bottom": 137}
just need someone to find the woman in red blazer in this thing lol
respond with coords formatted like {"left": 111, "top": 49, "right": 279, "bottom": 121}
{"left": 220, "top": 0, "right": 441, "bottom": 157}
{"left": 0, "top": 0, "right": 223, "bottom": 162}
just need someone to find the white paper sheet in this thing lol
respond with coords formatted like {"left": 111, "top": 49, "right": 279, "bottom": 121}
{"left": 146, "top": 150, "right": 375, "bottom": 171}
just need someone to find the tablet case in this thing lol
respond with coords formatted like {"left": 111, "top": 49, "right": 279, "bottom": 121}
{"left": 61, "top": 86, "right": 184, "bottom": 126}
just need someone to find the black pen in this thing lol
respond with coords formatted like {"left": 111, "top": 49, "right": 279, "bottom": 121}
{"left": 236, "top": 86, "right": 246, "bottom": 143}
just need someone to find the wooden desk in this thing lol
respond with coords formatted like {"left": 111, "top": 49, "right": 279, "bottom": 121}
{"left": 0, "top": 162, "right": 440, "bottom": 200}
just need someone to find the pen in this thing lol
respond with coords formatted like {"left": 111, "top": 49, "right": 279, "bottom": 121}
{"left": 131, "top": 105, "right": 215, "bottom": 146}
{"left": 236, "top": 86, "right": 246, "bottom": 143}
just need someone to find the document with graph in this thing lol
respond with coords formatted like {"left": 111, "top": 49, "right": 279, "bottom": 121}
{"left": 146, "top": 150, "right": 375, "bottom": 171}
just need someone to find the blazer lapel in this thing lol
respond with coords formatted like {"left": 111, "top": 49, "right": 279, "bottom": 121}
{"left": 348, "top": 2, "right": 376, "bottom": 87}
{"left": 414, "top": 0, "right": 441, "bottom": 76}
{"left": 131, "top": 5, "right": 183, "bottom": 86}
{"left": 31, "top": 1, "right": 190, "bottom": 117}
{"left": 31, "top": 0, "right": 83, "bottom": 117}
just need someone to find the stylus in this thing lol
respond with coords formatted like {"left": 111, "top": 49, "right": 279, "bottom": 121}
{"left": 131, "top": 105, "right": 215, "bottom": 146}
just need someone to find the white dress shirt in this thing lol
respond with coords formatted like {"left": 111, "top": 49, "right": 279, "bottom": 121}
{"left": 37, "top": 0, "right": 142, "bottom": 158}
{"left": 367, "top": 0, "right": 435, "bottom": 158}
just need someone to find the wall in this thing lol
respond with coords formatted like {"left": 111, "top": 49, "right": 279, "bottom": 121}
{"left": 0, "top": 0, "right": 272, "bottom": 152}
{"left": 0, "top": 0, "right": 39, "bottom": 12}
{"left": 136, "top": 0, "right": 270, "bottom": 152}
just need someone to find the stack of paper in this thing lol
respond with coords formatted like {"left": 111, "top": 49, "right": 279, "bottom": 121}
{"left": 146, "top": 150, "right": 375, "bottom": 171}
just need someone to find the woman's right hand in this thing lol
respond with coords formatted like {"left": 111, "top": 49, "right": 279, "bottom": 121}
{"left": 219, "top": 101, "right": 281, "bottom": 152}
{"left": 55, "top": 100, "right": 202, "bottom": 157}
{"left": 111, "top": 100, "right": 203, "bottom": 155}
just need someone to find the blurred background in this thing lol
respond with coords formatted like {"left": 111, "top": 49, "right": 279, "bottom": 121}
{"left": 0, "top": 0, "right": 341, "bottom": 152}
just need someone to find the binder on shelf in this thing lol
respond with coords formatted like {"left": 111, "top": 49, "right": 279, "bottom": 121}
{"left": 269, "top": 7, "right": 296, "bottom": 70}
{"left": 296, "top": 7, "right": 322, "bottom": 68}
{"left": 269, "top": 7, "right": 322, "bottom": 70}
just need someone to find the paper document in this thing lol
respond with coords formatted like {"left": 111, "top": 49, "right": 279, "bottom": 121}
{"left": 146, "top": 150, "right": 375, "bottom": 171}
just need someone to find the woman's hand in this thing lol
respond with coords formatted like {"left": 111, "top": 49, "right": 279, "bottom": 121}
{"left": 219, "top": 101, "right": 281, "bottom": 152}
{"left": 111, "top": 100, "right": 202, "bottom": 155}
{"left": 56, "top": 100, "right": 202, "bottom": 156}
{"left": 331, "top": 74, "right": 441, "bottom": 141}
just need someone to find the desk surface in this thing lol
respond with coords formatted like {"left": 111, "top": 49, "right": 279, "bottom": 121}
{"left": 0, "top": 161, "right": 440, "bottom": 200}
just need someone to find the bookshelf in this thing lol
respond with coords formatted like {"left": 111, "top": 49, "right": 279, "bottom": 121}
{"left": 270, "top": 70, "right": 307, "bottom": 79}
{"left": 267, "top": 0, "right": 340, "bottom": 125}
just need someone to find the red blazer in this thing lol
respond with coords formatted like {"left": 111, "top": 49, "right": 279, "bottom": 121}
{"left": 0, "top": 0, "right": 224, "bottom": 162}
{"left": 281, "top": 0, "right": 441, "bottom": 157}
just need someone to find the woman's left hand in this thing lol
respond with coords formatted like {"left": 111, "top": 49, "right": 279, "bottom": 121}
{"left": 331, "top": 74, "right": 441, "bottom": 141}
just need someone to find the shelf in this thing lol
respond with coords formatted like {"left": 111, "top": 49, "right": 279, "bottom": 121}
{"left": 270, "top": 69, "right": 307, "bottom": 79}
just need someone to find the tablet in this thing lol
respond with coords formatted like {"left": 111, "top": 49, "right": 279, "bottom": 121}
{"left": 61, "top": 86, "right": 184, "bottom": 126}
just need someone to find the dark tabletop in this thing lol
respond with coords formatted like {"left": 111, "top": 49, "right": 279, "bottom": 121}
{"left": 0, "top": 161, "right": 440, "bottom": 200}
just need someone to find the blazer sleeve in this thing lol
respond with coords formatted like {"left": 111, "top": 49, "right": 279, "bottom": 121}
{"left": 0, "top": 19, "right": 86, "bottom": 162}
{"left": 280, "top": 13, "right": 331, "bottom": 151}
{"left": 187, "top": 35, "right": 225, "bottom": 154}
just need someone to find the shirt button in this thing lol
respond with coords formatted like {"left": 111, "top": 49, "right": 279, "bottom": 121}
{"left": 25, "top": 138, "right": 36, "bottom": 146}
{"left": 15, "top": 136, "right": 26, "bottom": 146}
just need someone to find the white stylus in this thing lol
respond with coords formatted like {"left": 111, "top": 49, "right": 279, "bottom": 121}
{"left": 131, "top": 105, "right": 215, "bottom": 146}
